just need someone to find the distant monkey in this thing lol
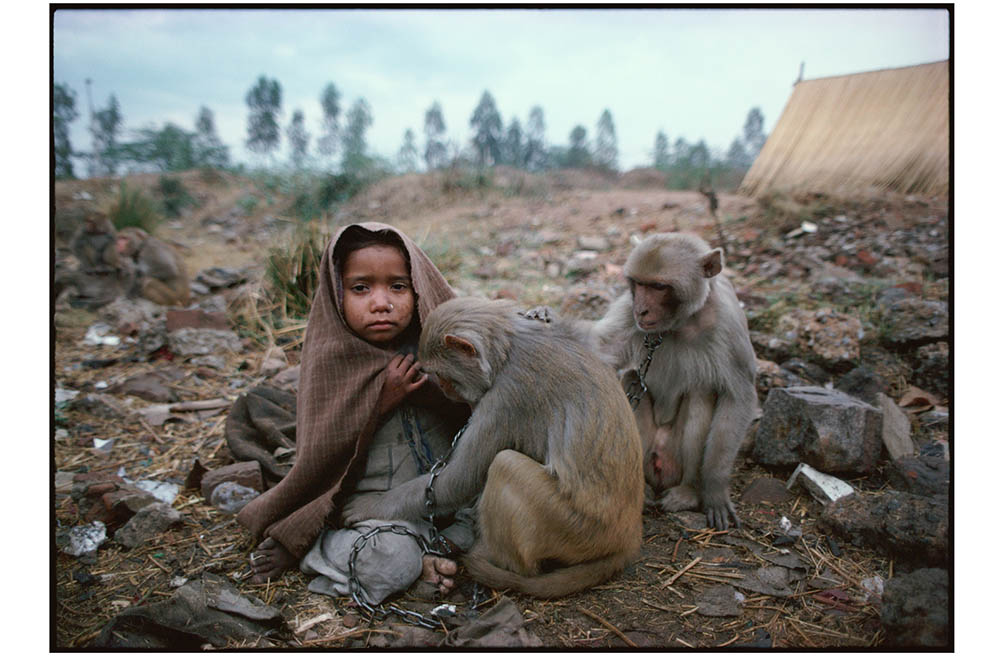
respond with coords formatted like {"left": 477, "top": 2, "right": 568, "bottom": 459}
{"left": 71, "top": 212, "right": 121, "bottom": 273}
{"left": 56, "top": 213, "right": 129, "bottom": 308}
{"left": 116, "top": 227, "right": 191, "bottom": 307}
{"left": 585, "top": 233, "right": 757, "bottom": 530}
{"left": 342, "top": 297, "right": 644, "bottom": 598}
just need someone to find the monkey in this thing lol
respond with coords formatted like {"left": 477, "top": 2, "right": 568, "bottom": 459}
{"left": 115, "top": 227, "right": 191, "bottom": 307}
{"left": 71, "top": 212, "right": 121, "bottom": 273}
{"left": 55, "top": 212, "right": 130, "bottom": 308}
{"left": 576, "top": 232, "right": 757, "bottom": 530}
{"left": 341, "top": 297, "right": 645, "bottom": 599}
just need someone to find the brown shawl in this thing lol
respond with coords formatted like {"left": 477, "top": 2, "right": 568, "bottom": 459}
{"left": 236, "top": 222, "right": 456, "bottom": 558}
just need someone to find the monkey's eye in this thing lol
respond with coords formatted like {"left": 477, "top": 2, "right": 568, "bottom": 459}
{"left": 650, "top": 282, "right": 672, "bottom": 293}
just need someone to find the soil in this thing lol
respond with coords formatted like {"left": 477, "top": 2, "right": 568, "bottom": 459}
{"left": 52, "top": 167, "right": 950, "bottom": 649}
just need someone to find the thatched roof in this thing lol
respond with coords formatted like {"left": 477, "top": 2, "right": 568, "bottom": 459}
{"left": 739, "top": 60, "right": 950, "bottom": 198}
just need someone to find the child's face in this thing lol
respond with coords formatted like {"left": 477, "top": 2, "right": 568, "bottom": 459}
{"left": 341, "top": 244, "right": 415, "bottom": 346}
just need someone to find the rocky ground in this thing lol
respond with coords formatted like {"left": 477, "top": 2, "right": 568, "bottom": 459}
{"left": 52, "top": 168, "right": 951, "bottom": 649}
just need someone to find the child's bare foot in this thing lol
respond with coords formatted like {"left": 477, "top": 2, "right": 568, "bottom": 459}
{"left": 249, "top": 537, "right": 297, "bottom": 584}
{"left": 421, "top": 554, "right": 458, "bottom": 595}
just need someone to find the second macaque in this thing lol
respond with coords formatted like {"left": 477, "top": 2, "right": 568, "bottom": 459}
{"left": 116, "top": 227, "right": 191, "bottom": 307}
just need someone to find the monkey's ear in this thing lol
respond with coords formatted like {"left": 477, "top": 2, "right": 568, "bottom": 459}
{"left": 444, "top": 334, "right": 478, "bottom": 358}
{"left": 701, "top": 248, "right": 723, "bottom": 278}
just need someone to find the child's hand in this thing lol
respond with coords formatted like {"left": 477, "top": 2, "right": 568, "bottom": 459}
{"left": 377, "top": 353, "right": 427, "bottom": 416}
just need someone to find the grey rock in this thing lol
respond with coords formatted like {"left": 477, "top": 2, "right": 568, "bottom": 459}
{"left": 168, "top": 328, "right": 243, "bottom": 356}
{"left": 68, "top": 393, "right": 133, "bottom": 420}
{"left": 881, "top": 298, "right": 949, "bottom": 348}
{"left": 878, "top": 393, "right": 915, "bottom": 460}
{"left": 819, "top": 491, "right": 949, "bottom": 565}
{"left": 881, "top": 568, "right": 951, "bottom": 648}
{"left": 886, "top": 454, "right": 949, "bottom": 497}
{"left": 835, "top": 366, "right": 889, "bottom": 406}
{"left": 753, "top": 387, "right": 883, "bottom": 474}
{"left": 114, "top": 503, "right": 182, "bottom": 549}
{"left": 210, "top": 482, "right": 260, "bottom": 514}
{"left": 911, "top": 341, "right": 950, "bottom": 397}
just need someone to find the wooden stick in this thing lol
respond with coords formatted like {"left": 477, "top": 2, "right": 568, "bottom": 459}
{"left": 578, "top": 607, "right": 639, "bottom": 648}
{"left": 661, "top": 556, "right": 702, "bottom": 588}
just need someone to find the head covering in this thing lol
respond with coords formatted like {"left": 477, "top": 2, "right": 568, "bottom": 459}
{"left": 236, "top": 222, "right": 455, "bottom": 558}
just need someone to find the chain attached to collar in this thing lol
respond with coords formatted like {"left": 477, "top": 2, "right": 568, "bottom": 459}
{"left": 347, "top": 420, "right": 471, "bottom": 628}
{"left": 626, "top": 332, "right": 664, "bottom": 409}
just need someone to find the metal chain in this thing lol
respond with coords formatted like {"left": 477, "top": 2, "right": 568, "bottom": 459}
{"left": 626, "top": 332, "right": 664, "bottom": 409}
{"left": 347, "top": 421, "right": 470, "bottom": 629}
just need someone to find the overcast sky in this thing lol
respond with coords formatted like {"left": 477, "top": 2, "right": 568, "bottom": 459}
{"left": 52, "top": 6, "right": 950, "bottom": 172}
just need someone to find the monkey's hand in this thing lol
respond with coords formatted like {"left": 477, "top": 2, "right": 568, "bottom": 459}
{"left": 340, "top": 493, "right": 388, "bottom": 527}
{"left": 702, "top": 490, "right": 740, "bottom": 531}
{"left": 519, "top": 305, "right": 554, "bottom": 324}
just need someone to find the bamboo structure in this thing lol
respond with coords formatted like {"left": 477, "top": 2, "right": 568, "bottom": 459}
{"left": 740, "top": 61, "right": 950, "bottom": 198}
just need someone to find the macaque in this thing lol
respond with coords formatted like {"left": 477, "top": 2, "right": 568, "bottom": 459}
{"left": 585, "top": 233, "right": 757, "bottom": 530}
{"left": 116, "top": 227, "right": 191, "bottom": 307}
{"left": 342, "top": 297, "right": 644, "bottom": 599}
{"left": 55, "top": 213, "right": 129, "bottom": 308}
{"left": 71, "top": 212, "right": 121, "bottom": 273}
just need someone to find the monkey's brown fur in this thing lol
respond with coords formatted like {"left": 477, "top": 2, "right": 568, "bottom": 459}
{"left": 116, "top": 227, "right": 191, "bottom": 307}
{"left": 342, "top": 297, "right": 644, "bottom": 598}
{"left": 588, "top": 233, "right": 757, "bottom": 530}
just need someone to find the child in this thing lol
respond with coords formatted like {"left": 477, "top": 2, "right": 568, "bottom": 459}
{"left": 236, "top": 222, "right": 472, "bottom": 603}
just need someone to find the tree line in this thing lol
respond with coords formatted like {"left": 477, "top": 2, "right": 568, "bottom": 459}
{"left": 53, "top": 77, "right": 767, "bottom": 190}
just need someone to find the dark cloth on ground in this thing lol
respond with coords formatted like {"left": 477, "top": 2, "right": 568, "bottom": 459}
{"left": 225, "top": 386, "right": 297, "bottom": 483}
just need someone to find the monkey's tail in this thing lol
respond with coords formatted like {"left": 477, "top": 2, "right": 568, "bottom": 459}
{"left": 462, "top": 548, "right": 632, "bottom": 599}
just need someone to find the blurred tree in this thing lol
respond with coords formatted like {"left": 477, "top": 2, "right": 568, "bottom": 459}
{"left": 742, "top": 107, "right": 766, "bottom": 161}
{"left": 689, "top": 139, "right": 710, "bottom": 171}
{"left": 566, "top": 125, "right": 592, "bottom": 168}
{"left": 245, "top": 75, "right": 282, "bottom": 163}
{"left": 653, "top": 130, "right": 669, "bottom": 171}
{"left": 469, "top": 90, "right": 502, "bottom": 167}
{"left": 397, "top": 128, "right": 419, "bottom": 172}
{"left": 502, "top": 117, "right": 524, "bottom": 168}
{"left": 53, "top": 82, "right": 79, "bottom": 179}
{"left": 119, "top": 123, "right": 196, "bottom": 172}
{"left": 524, "top": 105, "right": 547, "bottom": 171}
{"left": 341, "top": 98, "right": 373, "bottom": 173}
{"left": 725, "top": 137, "right": 750, "bottom": 170}
{"left": 594, "top": 109, "right": 618, "bottom": 172}
{"left": 287, "top": 109, "right": 310, "bottom": 169}
{"left": 317, "top": 82, "right": 341, "bottom": 165}
{"left": 194, "top": 106, "right": 230, "bottom": 168}
{"left": 423, "top": 101, "right": 448, "bottom": 170}
{"left": 90, "top": 94, "right": 122, "bottom": 177}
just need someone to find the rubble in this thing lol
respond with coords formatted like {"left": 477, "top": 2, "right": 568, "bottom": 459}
{"left": 880, "top": 569, "right": 951, "bottom": 648}
{"left": 785, "top": 463, "right": 855, "bottom": 505}
{"left": 753, "top": 387, "right": 883, "bottom": 474}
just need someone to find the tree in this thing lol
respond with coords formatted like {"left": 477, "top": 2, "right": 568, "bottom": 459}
{"left": 118, "top": 123, "right": 197, "bottom": 172}
{"left": 469, "top": 91, "right": 502, "bottom": 167}
{"left": 245, "top": 75, "right": 282, "bottom": 163}
{"left": 502, "top": 118, "right": 524, "bottom": 168}
{"left": 317, "top": 82, "right": 341, "bottom": 164}
{"left": 341, "top": 98, "right": 373, "bottom": 173}
{"left": 566, "top": 125, "right": 591, "bottom": 168}
{"left": 423, "top": 101, "right": 448, "bottom": 170}
{"left": 53, "top": 82, "right": 79, "bottom": 179}
{"left": 594, "top": 109, "right": 618, "bottom": 172}
{"left": 286, "top": 109, "right": 310, "bottom": 169}
{"left": 194, "top": 106, "right": 229, "bottom": 168}
{"left": 653, "top": 131, "right": 669, "bottom": 171}
{"left": 524, "top": 105, "right": 547, "bottom": 171}
{"left": 689, "top": 139, "right": 710, "bottom": 171}
{"left": 397, "top": 128, "right": 419, "bottom": 173}
{"left": 91, "top": 94, "right": 122, "bottom": 177}
{"left": 725, "top": 137, "right": 750, "bottom": 170}
{"left": 742, "top": 107, "right": 766, "bottom": 161}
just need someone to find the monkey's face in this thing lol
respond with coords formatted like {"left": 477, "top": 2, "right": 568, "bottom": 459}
{"left": 341, "top": 245, "right": 416, "bottom": 347}
{"left": 419, "top": 332, "right": 488, "bottom": 406}
{"left": 629, "top": 278, "right": 683, "bottom": 332}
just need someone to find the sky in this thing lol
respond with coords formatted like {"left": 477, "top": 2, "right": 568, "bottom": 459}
{"left": 52, "top": 6, "right": 951, "bottom": 173}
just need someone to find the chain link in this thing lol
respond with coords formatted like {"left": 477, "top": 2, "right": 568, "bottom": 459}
{"left": 626, "top": 332, "right": 664, "bottom": 409}
{"left": 347, "top": 421, "right": 470, "bottom": 629}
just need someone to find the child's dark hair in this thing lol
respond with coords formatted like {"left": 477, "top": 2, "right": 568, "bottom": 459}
{"left": 333, "top": 226, "right": 411, "bottom": 274}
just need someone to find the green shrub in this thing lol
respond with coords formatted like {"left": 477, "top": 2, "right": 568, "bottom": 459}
{"left": 109, "top": 182, "right": 160, "bottom": 232}
{"left": 158, "top": 175, "right": 196, "bottom": 217}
